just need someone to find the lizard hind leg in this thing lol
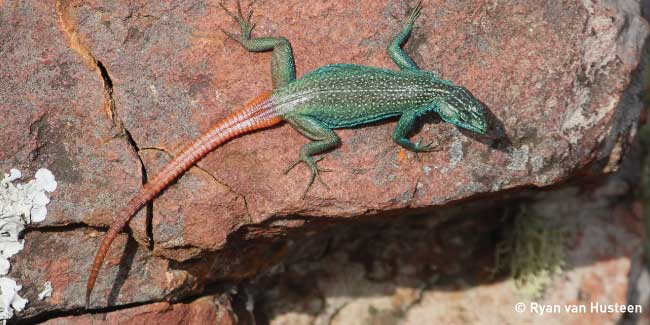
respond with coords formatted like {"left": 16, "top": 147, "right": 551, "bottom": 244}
{"left": 284, "top": 115, "right": 341, "bottom": 197}
{"left": 219, "top": 0, "right": 296, "bottom": 89}
{"left": 219, "top": 0, "right": 257, "bottom": 42}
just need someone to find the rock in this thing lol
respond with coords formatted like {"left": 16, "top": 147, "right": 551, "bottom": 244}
{"left": 0, "top": 1, "right": 142, "bottom": 227}
{"left": 253, "top": 171, "right": 648, "bottom": 324}
{"left": 59, "top": 0, "right": 649, "bottom": 252}
{"left": 10, "top": 228, "right": 176, "bottom": 313}
{"left": 0, "top": 0, "right": 648, "bottom": 320}
{"left": 42, "top": 295, "right": 236, "bottom": 325}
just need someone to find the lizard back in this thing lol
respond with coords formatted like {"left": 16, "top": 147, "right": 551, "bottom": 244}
{"left": 273, "top": 64, "right": 461, "bottom": 128}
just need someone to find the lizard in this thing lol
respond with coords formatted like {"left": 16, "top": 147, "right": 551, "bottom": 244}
{"left": 85, "top": 0, "right": 487, "bottom": 307}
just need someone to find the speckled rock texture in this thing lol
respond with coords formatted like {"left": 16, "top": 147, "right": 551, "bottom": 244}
{"left": 253, "top": 157, "right": 650, "bottom": 325}
{"left": 41, "top": 295, "right": 236, "bottom": 325}
{"left": 1, "top": 0, "right": 648, "bottom": 322}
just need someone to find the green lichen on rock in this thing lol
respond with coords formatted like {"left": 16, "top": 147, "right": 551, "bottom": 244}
{"left": 492, "top": 207, "right": 566, "bottom": 299}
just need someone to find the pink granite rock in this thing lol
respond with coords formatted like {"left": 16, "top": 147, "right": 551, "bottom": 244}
{"left": 250, "top": 165, "right": 649, "bottom": 324}
{"left": 61, "top": 0, "right": 649, "bottom": 245}
{"left": 42, "top": 296, "right": 235, "bottom": 325}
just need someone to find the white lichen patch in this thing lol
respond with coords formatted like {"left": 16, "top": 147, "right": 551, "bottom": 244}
{"left": 531, "top": 155, "right": 549, "bottom": 184}
{"left": 530, "top": 156, "right": 545, "bottom": 173}
{"left": 561, "top": 96, "right": 617, "bottom": 144}
{"left": 506, "top": 145, "right": 530, "bottom": 171}
{"left": 442, "top": 136, "right": 464, "bottom": 173}
{"left": 0, "top": 168, "right": 57, "bottom": 321}
{"left": 38, "top": 282, "right": 52, "bottom": 301}
{"left": 460, "top": 182, "right": 486, "bottom": 194}
{"left": 0, "top": 278, "right": 27, "bottom": 319}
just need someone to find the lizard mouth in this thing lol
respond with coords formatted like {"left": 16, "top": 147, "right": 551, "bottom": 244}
{"left": 462, "top": 122, "right": 487, "bottom": 134}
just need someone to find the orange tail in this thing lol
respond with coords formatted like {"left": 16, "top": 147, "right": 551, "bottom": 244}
{"left": 85, "top": 91, "right": 279, "bottom": 307}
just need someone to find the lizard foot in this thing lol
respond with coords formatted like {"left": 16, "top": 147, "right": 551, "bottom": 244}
{"left": 407, "top": 1, "right": 423, "bottom": 25}
{"left": 219, "top": 0, "right": 257, "bottom": 42}
{"left": 410, "top": 137, "right": 440, "bottom": 161}
{"left": 284, "top": 156, "right": 332, "bottom": 198}
{"left": 413, "top": 137, "right": 440, "bottom": 152}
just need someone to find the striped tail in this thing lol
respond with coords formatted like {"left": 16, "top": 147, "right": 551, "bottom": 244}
{"left": 85, "top": 91, "right": 280, "bottom": 307}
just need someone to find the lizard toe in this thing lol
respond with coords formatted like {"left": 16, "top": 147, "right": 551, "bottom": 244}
{"left": 284, "top": 158, "right": 302, "bottom": 175}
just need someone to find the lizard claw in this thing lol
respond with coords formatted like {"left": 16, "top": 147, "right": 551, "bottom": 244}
{"left": 302, "top": 167, "right": 330, "bottom": 199}
{"left": 239, "top": 0, "right": 257, "bottom": 25}
{"left": 414, "top": 137, "right": 440, "bottom": 152}
{"left": 313, "top": 156, "right": 333, "bottom": 172}
{"left": 284, "top": 159, "right": 301, "bottom": 175}
{"left": 313, "top": 158, "right": 332, "bottom": 189}
{"left": 285, "top": 156, "right": 332, "bottom": 198}
{"left": 301, "top": 169, "right": 330, "bottom": 199}
{"left": 220, "top": 28, "right": 240, "bottom": 42}
{"left": 407, "top": 0, "right": 423, "bottom": 25}
{"left": 220, "top": 0, "right": 257, "bottom": 41}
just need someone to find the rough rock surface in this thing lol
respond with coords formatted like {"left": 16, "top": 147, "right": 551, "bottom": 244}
{"left": 254, "top": 166, "right": 649, "bottom": 325}
{"left": 0, "top": 0, "right": 648, "bottom": 321}
{"left": 42, "top": 295, "right": 236, "bottom": 325}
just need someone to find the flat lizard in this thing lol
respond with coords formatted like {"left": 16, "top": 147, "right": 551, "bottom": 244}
{"left": 85, "top": 0, "right": 487, "bottom": 307}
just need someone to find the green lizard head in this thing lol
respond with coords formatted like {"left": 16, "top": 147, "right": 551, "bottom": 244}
{"left": 437, "top": 86, "right": 487, "bottom": 134}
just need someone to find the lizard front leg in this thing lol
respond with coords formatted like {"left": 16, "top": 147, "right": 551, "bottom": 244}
{"left": 387, "top": 1, "right": 423, "bottom": 71}
{"left": 220, "top": 0, "right": 296, "bottom": 89}
{"left": 392, "top": 110, "right": 439, "bottom": 152}
{"left": 284, "top": 115, "right": 341, "bottom": 197}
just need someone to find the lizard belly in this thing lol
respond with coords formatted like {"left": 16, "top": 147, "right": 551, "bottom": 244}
{"left": 301, "top": 104, "right": 404, "bottom": 129}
